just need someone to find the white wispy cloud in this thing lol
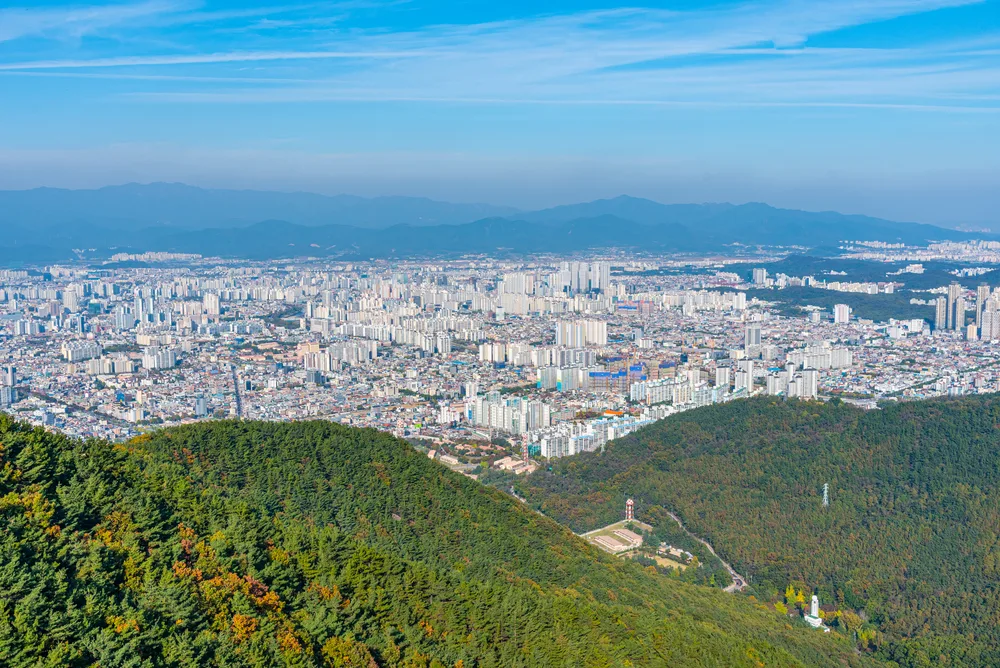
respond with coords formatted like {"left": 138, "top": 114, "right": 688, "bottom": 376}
{"left": 0, "top": 1, "right": 190, "bottom": 43}
{"left": 0, "top": 0, "right": 995, "bottom": 110}
{"left": 0, "top": 49, "right": 414, "bottom": 70}
{"left": 0, "top": 1, "right": 357, "bottom": 44}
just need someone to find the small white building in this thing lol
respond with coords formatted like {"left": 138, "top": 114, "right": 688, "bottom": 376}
{"left": 804, "top": 594, "right": 824, "bottom": 628}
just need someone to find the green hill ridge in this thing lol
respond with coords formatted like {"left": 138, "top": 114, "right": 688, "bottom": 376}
{"left": 517, "top": 396, "right": 1000, "bottom": 667}
{"left": 0, "top": 416, "right": 866, "bottom": 667}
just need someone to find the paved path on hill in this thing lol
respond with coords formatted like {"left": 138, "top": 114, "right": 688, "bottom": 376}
{"left": 662, "top": 509, "right": 747, "bottom": 593}
{"left": 507, "top": 486, "right": 748, "bottom": 593}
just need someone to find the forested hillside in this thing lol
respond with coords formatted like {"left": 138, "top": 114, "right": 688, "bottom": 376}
{"left": 0, "top": 416, "right": 867, "bottom": 667}
{"left": 517, "top": 396, "right": 1000, "bottom": 666}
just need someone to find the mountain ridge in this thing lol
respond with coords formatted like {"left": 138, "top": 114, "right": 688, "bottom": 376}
{"left": 0, "top": 414, "right": 870, "bottom": 666}
{"left": 0, "top": 183, "right": 988, "bottom": 264}
{"left": 0, "top": 182, "right": 520, "bottom": 231}
{"left": 514, "top": 395, "right": 1000, "bottom": 667}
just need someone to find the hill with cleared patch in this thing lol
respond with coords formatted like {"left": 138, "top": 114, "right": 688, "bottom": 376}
{"left": 517, "top": 396, "right": 1000, "bottom": 666}
{"left": 0, "top": 416, "right": 869, "bottom": 667}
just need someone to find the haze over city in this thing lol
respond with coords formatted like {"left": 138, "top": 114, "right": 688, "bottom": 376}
{"left": 1, "top": 0, "right": 999, "bottom": 225}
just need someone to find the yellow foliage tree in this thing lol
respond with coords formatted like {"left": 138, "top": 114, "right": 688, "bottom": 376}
{"left": 231, "top": 614, "right": 257, "bottom": 643}
{"left": 322, "top": 636, "right": 379, "bottom": 667}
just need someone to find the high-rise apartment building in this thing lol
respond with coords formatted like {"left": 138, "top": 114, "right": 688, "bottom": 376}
{"left": 203, "top": 292, "right": 221, "bottom": 316}
{"left": 834, "top": 304, "right": 851, "bottom": 324}
{"left": 61, "top": 341, "right": 102, "bottom": 362}
{"left": 954, "top": 296, "right": 966, "bottom": 331}
{"left": 935, "top": 296, "right": 948, "bottom": 331}
{"left": 141, "top": 347, "right": 177, "bottom": 370}
{"left": 982, "top": 304, "right": 1000, "bottom": 341}
{"left": 555, "top": 320, "right": 607, "bottom": 347}
{"left": 977, "top": 284, "right": 991, "bottom": 327}
{"left": 560, "top": 261, "right": 611, "bottom": 294}
{"left": 800, "top": 368, "right": 819, "bottom": 398}
{"left": 947, "top": 282, "right": 962, "bottom": 330}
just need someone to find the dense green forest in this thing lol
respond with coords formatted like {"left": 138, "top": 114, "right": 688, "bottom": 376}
{"left": 748, "top": 287, "right": 933, "bottom": 323}
{"left": 740, "top": 255, "right": 1000, "bottom": 292}
{"left": 516, "top": 396, "right": 1000, "bottom": 666}
{"left": 0, "top": 415, "right": 869, "bottom": 667}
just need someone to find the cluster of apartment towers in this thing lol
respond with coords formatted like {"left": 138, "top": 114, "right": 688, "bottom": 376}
{"left": 935, "top": 282, "right": 1000, "bottom": 340}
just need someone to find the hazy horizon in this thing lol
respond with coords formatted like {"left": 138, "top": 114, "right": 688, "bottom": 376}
{"left": 1, "top": 0, "right": 998, "bottom": 229}
{"left": 0, "top": 177, "right": 993, "bottom": 231}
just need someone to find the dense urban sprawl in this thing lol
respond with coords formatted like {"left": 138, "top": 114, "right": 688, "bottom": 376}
{"left": 2, "top": 245, "right": 998, "bottom": 476}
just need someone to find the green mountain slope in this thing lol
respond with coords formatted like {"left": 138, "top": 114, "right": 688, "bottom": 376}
{"left": 517, "top": 396, "right": 1000, "bottom": 666}
{"left": 0, "top": 416, "right": 868, "bottom": 667}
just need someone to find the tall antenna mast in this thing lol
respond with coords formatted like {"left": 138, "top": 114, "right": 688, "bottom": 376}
{"left": 822, "top": 483, "right": 829, "bottom": 507}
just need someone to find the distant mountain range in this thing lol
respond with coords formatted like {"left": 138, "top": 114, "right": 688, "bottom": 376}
{"left": 0, "top": 183, "right": 988, "bottom": 263}
{"left": 0, "top": 182, "right": 518, "bottom": 230}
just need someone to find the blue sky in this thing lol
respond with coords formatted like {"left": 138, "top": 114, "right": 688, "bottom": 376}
{"left": 0, "top": 0, "right": 999, "bottom": 225}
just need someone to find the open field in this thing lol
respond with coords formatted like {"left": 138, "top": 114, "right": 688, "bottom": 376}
{"left": 626, "top": 551, "right": 687, "bottom": 570}
{"left": 581, "top": 519, "right": 654, "bottom": 554}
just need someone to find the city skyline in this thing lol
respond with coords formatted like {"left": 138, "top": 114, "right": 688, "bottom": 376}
{"left": 1, "top": 1, "right": 999, "bottom": 225}
{"left": 3, "top": 244, "right": 998, "bottom": 443}
{"left": 6, "top": 2, "right": 1000, "bottom": 662}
